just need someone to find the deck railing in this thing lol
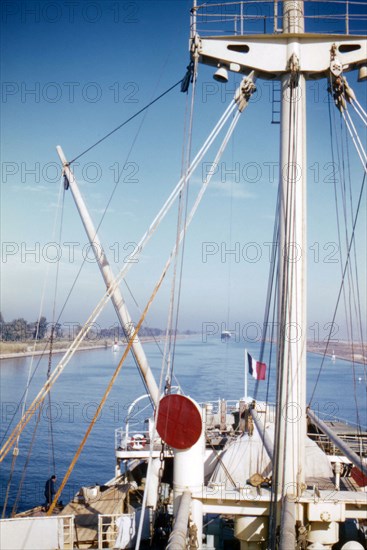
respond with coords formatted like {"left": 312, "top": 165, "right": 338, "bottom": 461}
{"left": 115, "top": 427, "right": 158, "bottom": 451}
{"left": 191, "top": 0, "right": 366, "bottom": 36}
{"left": 62, "top": 515, "right": 75, "bottom": 549}
{"left": 307, "top": 430, "right": 367, "bottom": 457}
{"left": 97, "top": 513, "right": 135, "bottom": 548}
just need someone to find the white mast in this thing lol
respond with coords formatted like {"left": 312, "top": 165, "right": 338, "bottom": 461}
{"left": 274, "top": 0, "right": 307, "bottom": 502}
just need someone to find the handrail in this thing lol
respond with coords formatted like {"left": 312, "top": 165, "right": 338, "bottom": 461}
{"left": 312, "top": 409, "right": 367, "bottom": 431}
{"left": 191, "top": 0, "right": 364, "bottom": 36}
{"left": 307, "top": 408, "right": 367, "bottom": 474}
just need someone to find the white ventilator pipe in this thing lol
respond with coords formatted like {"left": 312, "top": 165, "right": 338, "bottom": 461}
{"left": 173, "top": 402, "right": 205, "bottom": 549}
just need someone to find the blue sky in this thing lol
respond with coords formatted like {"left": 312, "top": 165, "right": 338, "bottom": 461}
{"left": 1, "top": 0, "right": 366, "bottom": 340}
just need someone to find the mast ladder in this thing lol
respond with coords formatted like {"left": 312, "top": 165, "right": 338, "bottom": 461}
{"left": 271, "top": 80, "right": 281, "bottom": 124}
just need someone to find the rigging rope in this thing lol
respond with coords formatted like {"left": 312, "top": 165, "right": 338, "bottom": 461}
{"left": 0, "top": 340, "right": 51, "bottom": 445}
{"left": 69, "top": 78, "right": 184, "bottom": 165}
{"left": 309, "top": 83, "right": 367, "bottom": 408}
{"left": 46, "top": 93, "right": 237, "bottom": 399}
{"left": 136, "top": 59, "right": 198, "bottom": 549}
{"left": 160, "top": 91, "right": 192, "bottom": 392}
{"left": 136, "top": 68, "right": 204, "bottom": 550}
{"left": 269, "top": 78, "right": 301, "bottom": 547}
{"left": 47, "top": 262, "right": 171, "bottom": 515}
{"left": 123, "top": 278, "right": 182, "bottom": 390}
{"left": 11, "top": 185, "right": 65, "bottom": 514}
{"left": 254, "top": 186, "right": 280, "bottom": 400}
{"left": 350, "top": 96, "right": 367, "bottom": 126}
{"left": 5, "top": 69, "right": 184, "bottom": 431}
{"left": 308, "top": 170, "right": 366, "bottom": 406}
{"left": 160, "top": 85, "right": 235, "bottom": 391}
{"left": 0, "top": 99, "right": 238, "bottom": 464}
{"left": 341, "top": 109, "right": 366, "bottom": 431}
{"left": 54, "top": 72, "right": 176, "bottom": 397}
{"left": 46, "top": 187, "right": 66, "bottom": 477}
{"left": 3, "top": 79, "right": 186, "bottom": 424}
{"left": 343, "top": 121, "right": 367, "bottom": 412}
{"left": 166, "top": 56, "right": 199, "bottom": 387}
{"left": 48, "top": 111, "right": 244, "bottom": 511}
{"left": 46, "top": 332, "right": 57, "bottom": 475}
{"left": 330, "top": 81, "right": 354, "bottom": 347}
{"left": 139, "top": 99, "right": 247, "bottom": 548}
{"left": 255, "top": 187, "right": 280, "bottom": 481}
{"left": 342, "top": 110, "right": 367, "bottom": 170}
{"left": 143, "top": 88, "right": 248, "bottom": 544}
{"left": 1, "top": 177, "right": 65, "bottom": 517}
{"left": 223, "top": 95, "right": 237, "bottom": 383}
{"left": 137, "top": 60, "right": 200, "bottom": 549}
{"left": 11, "top": 408, "right": 43, "bottom": 516}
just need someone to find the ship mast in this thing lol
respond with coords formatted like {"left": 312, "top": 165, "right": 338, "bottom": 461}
{"left": 191, "top": 1, "right": 366, "bottom": 546}
{"left": 274, "top": 0, "right": 307, "bottom": 507}
{"left": 269, "top": 2, "right": 308, "bottom": 545}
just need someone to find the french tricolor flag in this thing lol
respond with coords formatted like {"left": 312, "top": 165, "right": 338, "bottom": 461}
{"left": 247, "top": 352, "right": 266, "bottom": 380}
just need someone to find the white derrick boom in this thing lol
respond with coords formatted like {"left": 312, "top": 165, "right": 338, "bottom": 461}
{"left": 56, "top": 146, "right": 160, "bottom": 407}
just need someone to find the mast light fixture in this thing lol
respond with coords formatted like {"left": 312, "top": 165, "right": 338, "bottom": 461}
{"left": 214, "top": 66, "right": 229, "bottom": 83}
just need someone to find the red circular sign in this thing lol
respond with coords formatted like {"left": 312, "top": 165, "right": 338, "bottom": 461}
{"left": 156, "top": 394, "right": 202, "bottom": 450}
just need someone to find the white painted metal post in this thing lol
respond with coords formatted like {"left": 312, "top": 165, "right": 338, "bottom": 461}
{"left": 244, "top": 349, "right": 248, "bottom": 400}
{"left": 56, "top": 146, "right": 159, "bottom": 406}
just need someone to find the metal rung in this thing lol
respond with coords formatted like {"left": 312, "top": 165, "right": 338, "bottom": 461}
{"left": 271, "top": 81, "right": 281, "bottom": 124}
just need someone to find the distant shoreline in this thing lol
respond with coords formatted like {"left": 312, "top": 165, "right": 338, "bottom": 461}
{"left": 0, "top": 337, "right": 365, "bottom": 365}
{"left": 0, "top": 344, "right": 108, "bottom": 360}
{"left": 306, "top": 342, "right": 366, "bottom": 366}
{"left": 307, "top": 349, "right": 366, "bottom": 365}
{"left": 0, "top": 335, "right": 195, "bottom": 361}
